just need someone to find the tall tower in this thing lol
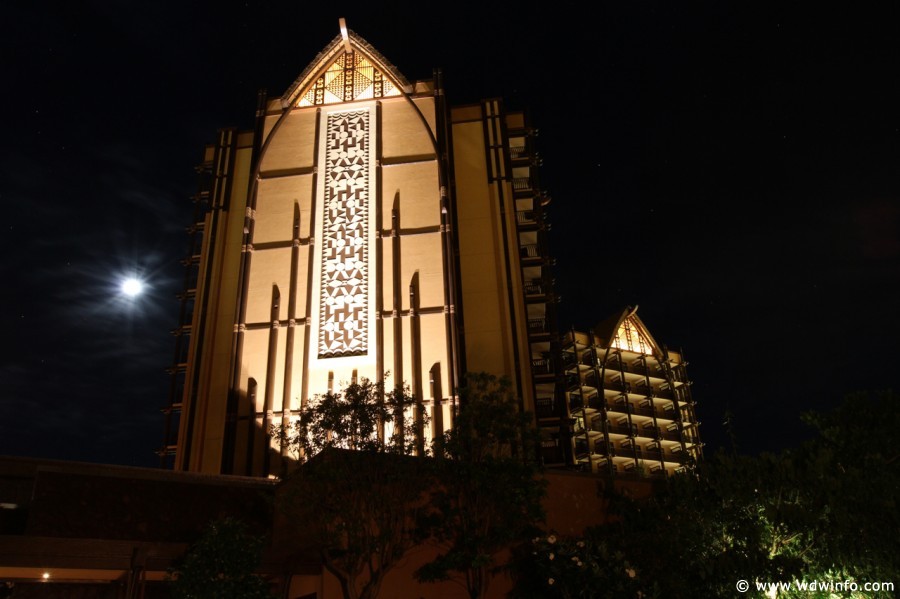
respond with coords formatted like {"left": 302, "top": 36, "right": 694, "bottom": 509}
{"left": 159, "top": 24, "right": 698, "bottom": 479}
{"left": 163, "top": 26, "right": 463, "bottom": 475}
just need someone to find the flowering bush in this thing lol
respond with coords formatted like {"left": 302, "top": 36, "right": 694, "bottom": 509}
{"left": 512, "top": 533, "right": 643, "bottom": 599}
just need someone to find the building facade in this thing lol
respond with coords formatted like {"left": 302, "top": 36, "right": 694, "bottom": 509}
{"left": 160, "top": 24, "right": 700, "bottom": 477}
{"left": 556, "top": 309, "right": 702, "bottom": 478}
{"left": 160, "top": 25, "right": 552, "bottom": 476}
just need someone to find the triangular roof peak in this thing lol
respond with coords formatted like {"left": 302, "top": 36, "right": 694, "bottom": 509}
{"left": 594, "top": 306, "right": 662, "bottom": 357}
{"left": 281, "top": 22, "right": 411, "bottom": 108}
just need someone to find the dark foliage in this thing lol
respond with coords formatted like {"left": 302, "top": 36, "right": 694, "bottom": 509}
{"left": 168, "top": 517, "right": 272, "bottom": 599}
{"left": 416, "top": 373, "right": 546, "bottom": 598}
{"left": 512, "top": 392, "right": 900, "bottom": 598}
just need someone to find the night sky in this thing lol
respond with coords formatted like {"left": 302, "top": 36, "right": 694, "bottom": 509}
{"left": 2, "top": 2, "right": 898, "bottom": 467}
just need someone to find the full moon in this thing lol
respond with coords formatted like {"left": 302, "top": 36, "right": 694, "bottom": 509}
{"left": 121, "top": 278, "right": 143, "bottom": 297}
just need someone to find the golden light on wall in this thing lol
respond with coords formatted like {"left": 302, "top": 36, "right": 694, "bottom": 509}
{"left": 610, "top": 316, "right": 655, "bottom": 355}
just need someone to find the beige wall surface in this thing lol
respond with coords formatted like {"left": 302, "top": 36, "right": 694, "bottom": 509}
{"left": 381, "top": 96, "right": 437, "bottom": 159}
{"left": 380, "top": 160, "right": 440, "bottom": 230}
{"left": 259, "top": 109, "right": 317, "bottom": 173}
{"left": 452, "top": 118, "right": 513, "bottom": 379}
{"left": 244, "top": 247, "right": 293, "bottom": 324}
{"left": 254, "top": 174, "right": 313, "bottom": 243}
{"left": 187, "top": 144, "right": 253, "bottom": 473}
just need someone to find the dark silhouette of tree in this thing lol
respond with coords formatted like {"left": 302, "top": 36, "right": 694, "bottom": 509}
{"left": 168, "top": 518, "right": 272, "bottom": 599}
{"left": 275, "top": 378, "right": 428, "bottom": 599}
{"left": 416, "top": 373, "right": 546, "bottom": 599}
{"left": 275, "top": 378, "right": 421, "bottom": 459}
{"left": 512, "top": 391, "right": 900, "bottom": 598}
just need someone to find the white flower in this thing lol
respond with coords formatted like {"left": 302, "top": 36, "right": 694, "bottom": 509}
{"left": 626, "top": 567, "right": 636, "bottom": 578}
{"left": 547, "top": 535, "right": 557, "bottom": 544}
{"left": 549, "top": 553, "right": 555, "bottom": 561}
{"left": 571, "top": 556, "right": 579, "bottom": 562}
{"left": 576, "top": 541, "right": 585, "bottom": 548}
{"left": 548, "top": 578, "right": 555, "bottom": 585}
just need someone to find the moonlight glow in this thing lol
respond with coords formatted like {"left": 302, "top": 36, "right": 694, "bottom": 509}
{"left": 121, "top": 278, "right": 144, "bottom": 297}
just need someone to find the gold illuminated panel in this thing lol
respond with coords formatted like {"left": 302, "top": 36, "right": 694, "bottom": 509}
{"left": 299, "top": 51, "right": 400, "bottom": 107}
{"left": 319, "top": 110, "right": 370, "bottom": 358}
{"left": 611, "top": 317, "right": 654, "bottom": 355}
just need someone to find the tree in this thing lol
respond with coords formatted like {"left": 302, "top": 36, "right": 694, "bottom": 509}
{"left": 168, "top": 517, "right": 272, "bottom": 599}
{"left": 275, "top": 378, "right": 422, "bottom": 459}
{"left": 511, "top": 392, "right": 900, "bottom": 598}
{"left": 275, "top": 379, "right": 429, "bottom": 599}
{"left": 416, "top": 373, "right": 546, "bottom": 599}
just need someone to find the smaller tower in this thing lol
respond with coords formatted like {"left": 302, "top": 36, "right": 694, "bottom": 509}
{"left": 558, "top": 307, "right": 702, "bottom": 477}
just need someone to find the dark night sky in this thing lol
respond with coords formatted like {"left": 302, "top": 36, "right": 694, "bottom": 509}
{"left": 2, "top": 2, "right": 898, "bottom": 467}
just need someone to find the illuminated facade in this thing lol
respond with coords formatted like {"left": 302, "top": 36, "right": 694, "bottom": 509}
{"left": 160, "top": 26, "right": 699, "bottom": 478}
{"left": 161, "top": 26, "right": 548, "bottom": 476}
{"left": 548, "top": 308, "right": 702, "bottom": 478}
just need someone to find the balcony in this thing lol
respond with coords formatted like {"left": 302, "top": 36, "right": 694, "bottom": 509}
{"left": 531, "top": 357, "right": 553, "bottom": 375}
{"left": 512, "top": 177, "right": 532, "bottom": 192}
{"left": 604, "top": 379, "right": 631, "bottom": 394}
{"left": 541, "top": 443, "right": 565, "bottom": 465}
{"left": 580, "top": 349, "right": 597, "bottom": 367}
{"left": 614, "top": 446, "right": 642, "bottom": 459}
{"left": 527, "top": 317, "right": 549, "bottom": 336}
{"left": 664, "top": 452, "right": 691, "bottom": 465}
{"left": 607, "top": 401, "right": 634, "bottom": 415}
{"left": 524, "top": 281, "right": 544, "bottom": 296}
{"left": 659, "top": 427, "right": 681, "bottom": 442}
{"left": 569, "top": 393, "right": 584, "bottom": 410}
{"left": 535, "top": 397, "right": 556, "bottom": 419}
{"left": 509, "top": 145, "right": 527, "bottom": 160}
{"left": 516, "top": 210, "right": 539, "bottom": 227}
{"left": 520, "top": 244, "right": 541, "bottom": 260}
{"left": 653, "top": 386, "right": 676, "bottom": 400}
{"left": 608, "top": 424, "right": 636, "bottom": 437}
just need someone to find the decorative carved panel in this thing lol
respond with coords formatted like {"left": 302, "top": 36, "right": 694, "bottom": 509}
{"left": 318, "top": 110, "right": 370, "bottom": 357}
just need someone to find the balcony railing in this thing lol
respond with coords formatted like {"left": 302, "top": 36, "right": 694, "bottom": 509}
{"left": 509, "top": 145, "right": 527, "bottom": 160}
{"left": 516, "top": 210, "right": 538, "bottom": 225}
{"left": 607, "top": 401, "right": 634, "bottom": 415}
{"left": 614, "top": 446, "right": 642, "bottom": 459}
{"left": 524, "top": 282, "right": 544, "bottom": 296}
{"left": 664, "top": 452, "right": 691, "bottom": 464}
{"left": 512, "top": 177, "right": 532, "bottom": 191}
{"left": 608, "top": 424, "right": 637, "bottom": 437}
{"left": 520, "top": 244, "right": 541, "bottom": 259}
{"left": 535, "top": 397, "right": 556, "bottom": 418}
{"left": 531, "top": 358, "right": 553, "bottom": 375}
{"left": 527, "top": 318, "right": 548, "bottom": 334}
{"left": 605, "top": 380, "right": 631, "bottom": 394}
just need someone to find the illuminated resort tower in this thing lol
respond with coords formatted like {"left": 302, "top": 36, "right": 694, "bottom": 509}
{"left": 160, "top": 24, "right": 555, "bottom": 476}
{"left": 553, "top": 308, "right": 702, "bottom": 478}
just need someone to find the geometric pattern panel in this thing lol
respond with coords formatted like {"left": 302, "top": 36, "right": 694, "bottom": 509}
{"left": 299, "top": 51, "right": 400, "bottom": 107}
{"left": 318, "top": 110, "right": 370, "bottom": 358}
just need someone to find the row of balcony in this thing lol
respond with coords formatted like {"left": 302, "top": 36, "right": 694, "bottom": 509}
{"left": 566, "top": 374, "right": 681, "bottom": 401}
{"left": 576, "top": 418, "right": 683, "bottom": 442}
{"left": 573, "top": 440, "right": 692, "bottom": 464}
{"left": 571, "top": 394, "right": 683, "bottom": 419}
{"left": 561, "top": 350, "right": 675, "bottom": 378}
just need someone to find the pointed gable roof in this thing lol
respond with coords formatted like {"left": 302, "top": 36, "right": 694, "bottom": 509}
{"left": 593, "top": 306, "right": 661, "bottom": 357}
{"left": 281, "top": 29, "right": 411, "bottom": 108}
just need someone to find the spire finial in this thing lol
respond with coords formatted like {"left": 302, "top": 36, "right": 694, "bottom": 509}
{"left": 338, "top": 18, "right": 351, "bottom": 53}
